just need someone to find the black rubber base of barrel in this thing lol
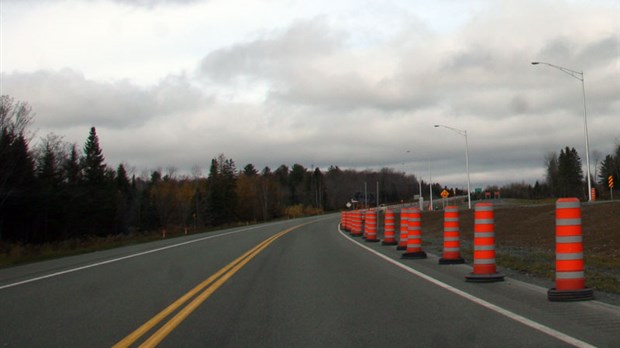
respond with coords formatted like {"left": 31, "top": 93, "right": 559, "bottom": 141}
{"left": 401, "top": 251, "right": 427, "bottom": 259}
{"left": 381, "top": 240, "right": 398, "bottom": 246}
{"left": 439, "top": 257, "right": 465, "bottom": 265}
{"left": 465, "top": 272, "right": 505, "bottom": 282}
{"left": 396, "top": 245, "right": 407, "bottom": 250}
{"left": 365, "top": 239, "right": 380, "bottom": 243}
{"left": 547, "top": 288, "right": 594, "bottom": 302}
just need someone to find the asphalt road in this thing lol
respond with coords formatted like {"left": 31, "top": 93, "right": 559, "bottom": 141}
{"left": 1, "top": 214, "right": 619, "bottom": 347}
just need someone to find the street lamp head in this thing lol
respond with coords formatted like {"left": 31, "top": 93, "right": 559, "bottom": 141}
{"left": 531, "top": 62, "right": 540, "bottom": 65}
{"left": 433, "top": 125, "right": 440, "bottom": 127}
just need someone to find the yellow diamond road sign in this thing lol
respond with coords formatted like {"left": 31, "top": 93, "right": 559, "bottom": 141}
{"left": 441, "top": 189, "right": 449, "bottom": 198}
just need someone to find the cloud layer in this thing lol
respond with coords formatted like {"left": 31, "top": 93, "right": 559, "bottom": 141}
{"left": 2, "top": 0, "right": 619, "bottom": 188}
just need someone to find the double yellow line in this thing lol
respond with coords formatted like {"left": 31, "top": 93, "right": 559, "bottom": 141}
{"left": 113, "top": 223, "right": 305, "bottom": 347}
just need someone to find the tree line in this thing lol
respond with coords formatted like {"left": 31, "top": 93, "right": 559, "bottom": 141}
{"left": 477, "top": 145, "right": 619, "bottom": 201}
{"left": 2, "top": 96, "right": 443, "bottom": 244}
{"left": 544, "top": 145, "right": 620, "bottom": 199}
{"left": 2, "top": 95, "right": 617, "bottom": 244}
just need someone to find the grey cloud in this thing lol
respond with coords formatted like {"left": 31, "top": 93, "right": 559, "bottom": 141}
{"left": 536, "top": 35, "right": 619, "bottom": 72}
{"left": 443, "top": 46, "right": 496, "bottom": 72}
{"left": 578, "top": 35, "right": 619, "bottom": 69}
{"left": 2, "top": 69, "right": 209, "bottom": 129}
{"left": 200, "top": 17, "right": 440, "bottom": 113}
{"left": 199, "top": 17, "right": 343, "bottom": 82}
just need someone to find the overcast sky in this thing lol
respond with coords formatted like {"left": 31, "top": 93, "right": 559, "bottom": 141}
{"left": 2, "top": 0, "right": 619, "bottom": 189}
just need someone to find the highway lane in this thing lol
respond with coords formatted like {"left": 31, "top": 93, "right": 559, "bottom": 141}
{"left": 1, "top": 214, "right": 619, "bottom": 347}
{"left": 0, "top": 218, "right": 314, "bottom": 346}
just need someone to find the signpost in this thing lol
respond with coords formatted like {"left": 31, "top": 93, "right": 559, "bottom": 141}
{"left": 610, "top": 176, "right": 614, "bottom": 200}
{"left": 440, "top": 189, "right": 449, "bottom": 209}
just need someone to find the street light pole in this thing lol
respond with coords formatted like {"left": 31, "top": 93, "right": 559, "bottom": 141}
{"left": 434, "top": 124, "right": 472, "bottom": 209}
{"left": 429, "top": 162, "right": 433, "bottom": 211}
{"left": 406, "top": 150, "right": 426, "bottom": 210}
{"left": 531, "top": 61, "right": 592, "bottom": 202}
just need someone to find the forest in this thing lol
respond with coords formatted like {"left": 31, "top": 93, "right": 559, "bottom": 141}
{"left": 1, "top": 95, "right": 619, "bottom": 244}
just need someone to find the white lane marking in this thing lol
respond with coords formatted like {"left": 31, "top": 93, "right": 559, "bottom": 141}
{"left": 0, "top": 223, "right": 286, "bottom": 290}
{"left": 337, "top": 226, "right": 596, "bottom": 348}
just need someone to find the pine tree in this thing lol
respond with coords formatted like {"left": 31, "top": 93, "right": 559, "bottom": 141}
{"left": 82, "top": 127, "right": 106, "bottom": 186}
{"left": 206, "top": 155, "right": 238, "bottom": 226}
{"left": 0, "top": 96, "right": 36, "bottom": 242}
{"left": 557, "top": 147, "right": 583, "bottom": 198}
{"left": 36, "top": 134, "right": 65, "bottom": 189}
{"left": 64, "top": 144, "right": 81, "bottom": 186}
{"left": 79, "top": 127, "right": 116, "bottom": 236}
{"left": 116, "top": 164, "right": 131, "bottom": 194}
{"left": 545, "top": 152, "right": 559, "bottom": 197}
{"left": 599, "top": 144, "right": 620, "bottom": 194}
{"left": 243, "top": 163, "right": 258, "bottom": 177}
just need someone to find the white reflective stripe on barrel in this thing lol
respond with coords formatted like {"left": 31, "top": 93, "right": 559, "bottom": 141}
{"left": 556, "top": 236, "right": 582, "bottom": 243}
{"left": 474, "top": 258, "right": 496, "bottom": 264}
{"left": 556, "top": 271, "right": 585, "bottom": 279}
{"left": 475, "top": 232, "right": 495, "bottom": 238}
{"left": 557, "top": 201, "right": 580, "bottom": 209}
{"left": 556, "top": 252, "right": 583, "bottom": 260}
{"left": 556, "top": 218, "right": 582, "bottom": 226}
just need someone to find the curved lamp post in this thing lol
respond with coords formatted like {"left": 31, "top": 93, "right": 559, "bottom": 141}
{"left": 531, "top": 61, "right": 592, "bottom": 201}
{"left": 433, "top": 124, "right": 472, "bottom": 209}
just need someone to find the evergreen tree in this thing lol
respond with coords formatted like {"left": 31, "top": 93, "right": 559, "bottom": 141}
{"left": 64, "top": 144, "right": 81, "bottom": 186}
{"left": 116, "top": 164, "right": 131, "bottom": 194}
{"left": 599, "top": 144, "right": 620, "bottom": 194}
{"left": 79, "top": 127, "right": 116, "bottom": 236}
{"left": 289, "top": 163, "right": 306, "bottom": 205}
{"left": 82, "top": 127, "right": 106, "bottom": 186}
{"left": 545, "top": 152, "right": 559, "bottom": 197}
{"left": 0, "top": 96, "right": 36, "bottom": 242}
{"left": 243, "top": 163, "right": 258, "bottom": 177}
{"left": 114, "top": 164, "right": 133, "bottom": 234}
{"left": 206, "top": 155, "right": 238, "bottom": 226}
{"left": 36, "top": 134, "right": 65, "bottom": 189}
{"left": 34, "top": 135, "right": 67, "bottom": 242}
{"left": 557, "top": 147, "right": 583, "bottom": 198}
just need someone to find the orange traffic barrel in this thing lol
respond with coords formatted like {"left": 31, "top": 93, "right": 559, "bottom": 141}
{"left": 466, "top": 202, "right": 504, "bottom": 282}
{"left": 362, "top": 209, "right": 368, "bottom": 239}
{"left": 340, "top": 211, "right": 347, "bottom": 231}
{"left": 402, "top": 207, "right": 427, "bottom": 259}
{"left": 345, "top": 210, "right": 352, "bottom": 232}
{"left": 382, "top": 209, "right": 398, "bottom": 245}
{"left": 439, "top": 206, "right": 465, "bottom": 264}
{"left": 364, "top": 209, "right": 380, "bottom": 243}
{"left": 351, "top": 210, "right": 363, "bottom": 237}
{"left": 346, "top": 210, "right": 355, "bottom": 234}
{"left": 548, "top": 198, "right": 593, "bottom": 301}
{"left": 345, "top": 211, "right": 352, "bottom": 232}
{"left": 397, "top": 208, "right": 409, "bottom": 250}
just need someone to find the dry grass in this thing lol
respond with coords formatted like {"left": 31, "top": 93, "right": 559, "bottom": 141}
{"left": 418, "top": 199, "right": 620, "bottom": 294}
